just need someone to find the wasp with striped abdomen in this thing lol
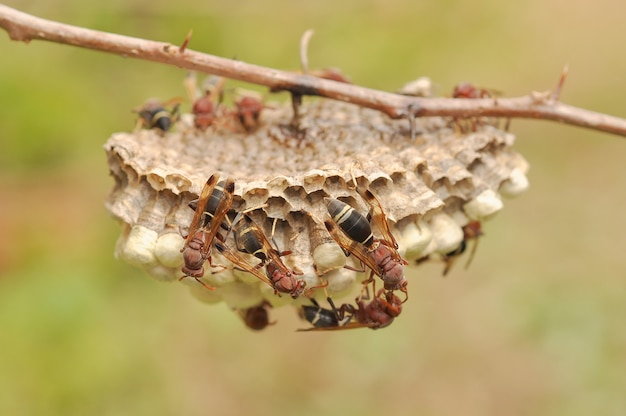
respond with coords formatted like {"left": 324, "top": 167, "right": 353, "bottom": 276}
{"left": 180, "top": 174, "right": 235, "bottom": 290}
{"left": 324, "top": 187, "right": 408, "bottom": 297}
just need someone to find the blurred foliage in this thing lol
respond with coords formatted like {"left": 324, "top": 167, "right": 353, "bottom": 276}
{"left": 1, "top": 0, "right": 625, "bottom": 415}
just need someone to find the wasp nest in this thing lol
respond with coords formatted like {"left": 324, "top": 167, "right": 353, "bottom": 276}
{"left": 104, "top": 95, "right": 529, "bottom": 320}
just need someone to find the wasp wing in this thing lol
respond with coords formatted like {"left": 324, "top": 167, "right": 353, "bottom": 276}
{"left": 359, "top": 189, "right": 408, "bottom": 266}
{"left": 324, "top": 218, "right": 384, "bottom": 280}
{"left": 214, "top": 241, "right": 274, "bottom": 289}
{"left": 200, "top": 178, "right": 235, "bottom": 257}
{"left": 297, "top": 322, "right": 378, "bottom": 331}
{"left": 240, "top": 215, "right": 295, "bottom": 274}
{"left": 184, "top": 174, "right": 219, "bottom": 248}
{"left": 358, "top": 188, "right": 399, "bottom": 250}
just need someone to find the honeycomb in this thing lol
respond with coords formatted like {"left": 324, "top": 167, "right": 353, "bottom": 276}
{"left": 104, "top": 96, "right": 529, "bottom": 318}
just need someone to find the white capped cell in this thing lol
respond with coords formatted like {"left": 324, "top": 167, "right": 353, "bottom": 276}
{"left": 429, "top": 213, "right": 464, "bottom": 254}
{"left": 154, "top": 232, "right": 185, "bottom": 268}
{"left": 120, "top": 225, "right": 158, "bottom": 267}
{"left": 464, "top": 189, "right": 503, "bottom": 220}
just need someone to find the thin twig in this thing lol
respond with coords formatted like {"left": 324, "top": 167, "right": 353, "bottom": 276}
{"left": 2, "top": 5, "right": 626, "bottom": 137}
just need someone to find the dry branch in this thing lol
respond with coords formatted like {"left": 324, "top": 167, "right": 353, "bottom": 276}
{"left": 2, "top": 4, "right": 626, "bottom": 137}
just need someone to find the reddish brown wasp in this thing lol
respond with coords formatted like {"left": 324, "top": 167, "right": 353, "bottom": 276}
{"left": 134, "top": 98, "right": 182, "bottom": 131}
{"left": 298, "top": 284, "right": 403, "bottom": 331}
{"left": 180, "top": 174, "right": 235, "bottom": 290}
{"left": 233, "top": 92, "right": 265, "bottom": 132}
{"left": 237, "top": 300, "right": 275, "bottom": 331}
{"left": 451, "top": 82, "right": 503, "bottom": 131}
{"left": 324, "top": 188, "right": 408, "bottom": 297}
{"left": 214, "top": 214, "right": 308, "bottom": 298}
{"left": 441, "top": 220, "right": 483, "bottom": 276}
{"left": 184, "top": 74, "right": 225, "bottom": 131}
{"left": 452, "top": 82, "right": 500, "bottom": 99}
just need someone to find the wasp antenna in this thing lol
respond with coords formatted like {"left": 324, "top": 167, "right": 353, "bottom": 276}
{"left": 194, "top": 277, "right": 216, "bottom": 291}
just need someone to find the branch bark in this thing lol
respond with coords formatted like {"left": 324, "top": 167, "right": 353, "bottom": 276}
{"left": 2, "top": 4, "right": 626, "bottom": 137}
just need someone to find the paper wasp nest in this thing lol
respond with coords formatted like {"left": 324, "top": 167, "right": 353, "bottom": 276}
{"left": 104, "top": 97, "right": 528, "bottom": 311}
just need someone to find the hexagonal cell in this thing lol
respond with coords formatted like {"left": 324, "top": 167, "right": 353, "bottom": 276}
{"left": 146, "top": 170, "right": 167, "bottom": 192}
{"left": 390, "top": 171, "right": 407, "bottom": 183}
{"left": 282, "top": 185, "right": 309, "bottom": 211}
{"left": 267, "top": 175, "right": 294, "bottom": 193}
{"left": 263, "top": 196, "right": 293, "bottom": 219}
{"left": 242, "top": 186, "right": 270, "bottom": 208}
{"left": 302, "top": 170, "right": 327, "bottom": 193}
{"left": 432, "top": 174, "right": 481, "bottom": 201}
{"left": 415, "top": 162, "right": 434, "bottom": 188}
{"left": 165, "top": 173, "right": 192, "bottom": 194}
{"left": 369, "top": 175, "right": 393, "bottom": 192}
{"left": 305, "top": 189, "right": 327, "bottom": 208}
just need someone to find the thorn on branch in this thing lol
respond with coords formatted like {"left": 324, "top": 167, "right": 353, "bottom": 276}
{"left": 551, "top": 63, "right": 569, "bottom": 102}
{"left": 300, "top": 29, "right": 315, "bottom": 74}
{"left": 179, "top": 29, "right": 193, "bottom": 54}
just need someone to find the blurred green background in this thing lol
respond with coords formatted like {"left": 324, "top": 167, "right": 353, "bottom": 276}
{"left": 1, "top": 0, "right": 625, "bottom": 415}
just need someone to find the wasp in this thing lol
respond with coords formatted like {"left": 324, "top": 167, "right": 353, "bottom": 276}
{"left": 214, "top": 214, "right": 307, "bottom": 298}
{"left": 184, "top": 73, "right": 225, "bottom": 131}
{"left": 298, "top": 284, "right": 403, "bottom": 331}
{"left": 237, "top": 300, "right": 275, "bottom": 331}
{"left": 452, "top": 82, "right": 498, "bottom": 99}
{"left": 324, "top": 188, "right": 408, "bottom": 297}
{"left": 134, "top": 98, "right": 181, "bottom": 131}
{"left": 180, "top": 174, "right": 235, "bottom": 290}
{"left": 233, "top": 92, "right": 265, "bottom": 132}
{"left": 451, "top": 82, "right": 503, "bottom": 132}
